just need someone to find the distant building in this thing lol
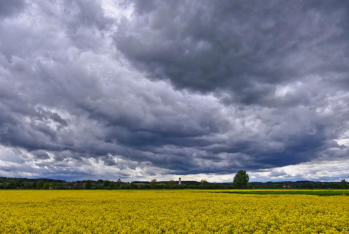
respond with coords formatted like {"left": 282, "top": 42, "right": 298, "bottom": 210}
{"left": 178, "top": 177, "right": 181, "bottom": 185}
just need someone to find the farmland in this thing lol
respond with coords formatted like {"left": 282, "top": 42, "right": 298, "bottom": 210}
{"left": 0, "top": 190, "right": 348, "bottom": 233}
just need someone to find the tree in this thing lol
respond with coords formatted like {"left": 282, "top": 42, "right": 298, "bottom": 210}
{"left": 341, "top": 179, "right": 348, "bottom": 189}
{"left": 103, "top": 180, "right": 112, "bottom": 188}
{"left": 233, "top": 170, "right": 249, "bottom": 188}
{"left": 150, "top": 179, "right": 157, "bottom": 188}
{"left": 167, "top": 180, "right": 177, "bottom": 188}
{"left": 200, "top": 179, "right": 209, "bottom": 188}
{"left": 116, "top": 179, "right": 122, "bottom": 188}
{"left": 85, "top": 180, "right": 92, "bottom": 189}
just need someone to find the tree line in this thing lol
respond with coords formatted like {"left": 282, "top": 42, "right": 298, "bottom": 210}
{"left": 0, "top": 170, "right": 348, "bottom": 189}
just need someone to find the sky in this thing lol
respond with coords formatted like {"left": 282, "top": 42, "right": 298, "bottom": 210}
{"left": 0, "top": 0, "right": 349, "bottom": 182}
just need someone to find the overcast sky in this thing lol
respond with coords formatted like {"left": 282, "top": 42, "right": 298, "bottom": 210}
{"left": 0, "top": 0, "right": 349, "bottom": 182}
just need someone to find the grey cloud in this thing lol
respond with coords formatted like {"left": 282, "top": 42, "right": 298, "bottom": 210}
{"left": 116, "top": 0, "right": 349, "bottom": 105}
{"left": 62, "top": 0, "right": 111, "bottom": 29}
{"left": 31, "top": 150, "right": 50, "bottom": 160}
{"left": 0, "top": 0, "right": 25, "bottom": 18}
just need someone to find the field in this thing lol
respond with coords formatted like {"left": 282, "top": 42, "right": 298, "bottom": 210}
{"left": 0, "top": 190, "right": 348, "bottom": 233}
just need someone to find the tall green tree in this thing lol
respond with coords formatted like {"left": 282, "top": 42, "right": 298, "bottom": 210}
{"left": 150, "top": 179, "right": 157, "bottom": 188}
{"left": 200, "top": 179, "right": 208, "bottom": 188}
{"left": 233, "top": 170, "right": 249, "bottom": 188}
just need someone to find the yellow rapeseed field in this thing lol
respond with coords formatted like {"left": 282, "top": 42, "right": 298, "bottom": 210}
{"left": 0, "top": 190, "right": 348, "bottom": 233}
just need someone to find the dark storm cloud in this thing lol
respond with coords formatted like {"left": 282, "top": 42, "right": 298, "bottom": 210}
{"left": 116, "top": 0, "right": 349, "bottom": 103}
{"left": 0, "top": 0, "right": 349, "bottom": 181}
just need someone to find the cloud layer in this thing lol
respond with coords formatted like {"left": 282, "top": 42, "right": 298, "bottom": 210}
{"left": 0, "top": 0, "right": 349, "bottom": 181}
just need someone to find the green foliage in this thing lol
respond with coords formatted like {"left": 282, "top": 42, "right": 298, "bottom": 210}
{"left": 233, "top": 170, "right": 249, "bottom": 188}
{"left": 167, "top": 180, "right": 177, "bottom": 188}
{"left": 0, "top": 176, "right": 348, "bottom": 190}
{"left": 150, "top": 179, "right": 157, "bottom": 188}
{"left": 85, "top": 181, "right": 92, "bottom": 189}
{"left": 200, "top": 180, "right": 209, "bottom": 188}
